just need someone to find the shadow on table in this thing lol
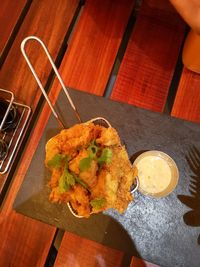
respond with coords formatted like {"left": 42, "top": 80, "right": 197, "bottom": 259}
{"left": 45, "top": 214, "right": 142, "bottom": 267}
{"left": 177, "top": 146, "right": 200, "bottom": 245}
{"left": 101, "top": 216, "right": 141, "bottom": 267}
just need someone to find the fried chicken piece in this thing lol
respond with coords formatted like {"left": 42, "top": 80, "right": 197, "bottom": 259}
{"left": 79, "top": 160, "right": 98, "bottom": 188}
{"left": 45, "top": 123, "right": 101, "bottom": 165}
{"left": 91, "top": 169, "right": 107, "bottom": 198}
{"left": 90, "top": 146, "right": 137, "bottom": 214}
{"left": 58, "top": 123, "right": 101, "bottom": 155}
{"left": 69, "top": 149, "right": 98, "bottom": 188}
{"left": 45, "top": 136, "right": 60, "bottom": 166}
{"left": 49, "top": 168, "right": 62, "bottom": 188}
{"left": 49, "top": 187, "right": 61, "bottom": 203}
{"left": 90, "top": 169, "right": 108, "bottom": 214}
{"left": 49, "top": 187, "right": 71, "bottom": 203}
{"left": 69, "top": 184, "right": 91, "bottom": 217}
{"left": 96, "top": 127, "right": 120, "bottom": 146}
{"left": 105, "top": 146, "right": 137, "bottom": 212}
{"left": 69, "top": 149, "right": 88, "bottom": 175}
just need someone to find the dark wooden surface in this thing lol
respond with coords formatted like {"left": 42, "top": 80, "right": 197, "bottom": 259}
{"left": 0, "top": 0, "right": 27, "bottom": 58}
{"left": 0, "top": 1, "right": 79, "bottom": 266}
{"left": 171, "top": 67, "right": 200, "bottom": 123}
{"left": 54, "top": 232, "right": 124, "bottom": 267}
{"left": 130, "top": 256, "right": 159, "bottom": 267}
{"left": 111, "top": 0, "right": 186, "bottom": 112}
{"left": 53, "top": 0, "right": 135, "bottom": 96}
{"left": 0, "top": 0, "right": 79, "bottom": 106}
{"left": 1, "top": 0, "right": 200, "bottom": 266}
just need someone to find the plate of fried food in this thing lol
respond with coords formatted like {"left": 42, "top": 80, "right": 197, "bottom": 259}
{"left": 45, "top": 119, "right": 138, "bottom": 218}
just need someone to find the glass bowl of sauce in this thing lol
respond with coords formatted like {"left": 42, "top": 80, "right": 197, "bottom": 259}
{"left": 133, "top": 151, "right": 179, "bottom": 198}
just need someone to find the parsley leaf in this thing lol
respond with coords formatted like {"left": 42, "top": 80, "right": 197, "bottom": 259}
{"left": 59, "top": 172, "right": 70, "bottom": 193}
{"left": 66, "top": 172, "right": 75, "bottom": 186}
{"left": 90, "top": 198, "right": 106, "bottom": 210}
{"left": 88, "top": 141, "right": 99, "bottom": 159}
{"left": 98, "top": 148, "right": 112, "bottom": 166}
{"left": 79, "top": 141, "right": 101, "bottom": 172}
{"left": 59, "top": 162, "right": 75, "bottom": 193}
{"left": 79, "top": 157, "right": 92, "bottom": 172}
{"left": 73, "top": 174, "right": 89, "bottom": 190}
{"left": 47, "top": 154, "right": 64, "bottom": 169}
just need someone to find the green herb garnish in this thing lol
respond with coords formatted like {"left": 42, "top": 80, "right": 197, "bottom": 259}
{"left": 90, "top": 198, "right": 106, "bottom": 210}
{"left": 98, "top": 148, "right": 112, "bottom": 166}
{"left": 88, "top": 141, "right": 99, "bottom": 159}
{"left": 59, "top": 172, "right": 70, "bottom": 193}
{"left": 79, "top": 142, "right": 112, "bottom": 171}
{"left": 66, "top": 172, "right": 75, "bottom": 186}
{"left": 79, "top": 141, "right": 100, "bottom": 171}
{"left": 79, "top": 157, "right": 93, "bottom": 172}
{"left": 58, "top": 162, "right": 75, "bottom": 193}
{"left": 73, "top": 174, "right": 89, "bottom": 190}
{"left": 47, "top": 154, "right": 65, "bottom": 169}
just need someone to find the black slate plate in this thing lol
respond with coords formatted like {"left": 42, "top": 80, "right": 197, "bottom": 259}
{"left": 14, "top": 89, "right": 200, "bottom": 267}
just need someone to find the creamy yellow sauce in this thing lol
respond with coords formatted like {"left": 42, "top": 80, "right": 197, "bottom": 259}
{"left": 136, "top": 155, "right": 172, "bottom": 194}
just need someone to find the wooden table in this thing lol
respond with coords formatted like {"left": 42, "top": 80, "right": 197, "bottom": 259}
{"left": 0, "top": 1, "right": 200, "bottom": 266}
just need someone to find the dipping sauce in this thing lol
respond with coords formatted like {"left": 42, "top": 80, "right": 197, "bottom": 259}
{"left": 136, "top": 155, "right": 171, "bottom": 194}
{"left": 134, "top": 150, "right": 179, "bottom": 197}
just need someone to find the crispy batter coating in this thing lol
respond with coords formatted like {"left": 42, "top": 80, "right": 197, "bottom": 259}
{"left": 45, "top": 122, "right": 137, "bottom": 217}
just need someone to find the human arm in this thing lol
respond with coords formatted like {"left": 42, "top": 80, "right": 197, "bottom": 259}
{"left": 169, "top": 0, "right": 200, "bottom": 34}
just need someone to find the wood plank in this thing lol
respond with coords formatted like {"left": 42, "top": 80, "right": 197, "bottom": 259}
{"left": 130, "top": 255, "right": 159, "bottom": 267}
{"left": 111, "top": 1, "right": 185, "bottom": 112}
{"left": 0, "top": 1, "right": 79, "bottom": 266}
{"left": 142, "top": 0, "right": 176, "bottom": 13}
{"left": 0, "top": 96, "right": 56, "bottom": 266}
{"left": 56, "top": 0, "right": 135, "bottom": 96}
{"left": 0, "top": 0, "right": 27, "bottom": 57}
{"left": 171, "top": 67, "right": 200, "bottom": 123}
{"left": 0, "top": 213, "right": 55, "bottom": 267}
{"left": 54, "top": 232, "right": 124, "bottom": 267}
{"left": 0, "top": 79, "right": 60, "bottom": 266}
{"left": 0, "top": 0, "right": 78, "bottom": 108}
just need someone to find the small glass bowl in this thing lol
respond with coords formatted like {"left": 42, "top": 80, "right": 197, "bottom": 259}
{"left": 133, "top": 150, "right": 179, "bottom": 198}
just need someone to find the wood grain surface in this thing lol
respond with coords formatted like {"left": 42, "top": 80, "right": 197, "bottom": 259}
{"left": 0, "top": 95, "right": 57, "bottom": 266}
{"left": 111, "top": 1, "right": 185, "bottom": 112}
{"left": 0, "top": 0, "right": 78, "bottom": 108}
{"left": 171, "top": 67, "right": 200, "bottom": 123}
{"left": 0, "top": 1, "right": 79, "bottom": 266}
{"left": 143, "top": 0, "right": 176, "bottom": 12}
{"left": 55, "top": 0, "right": 135, "bottom": 96}
{"left": 54, "top": 232, "right": 124, "bottom": 267}
{"left": 0, "top": 0, "right": 27, "bottom": 57}
{"left": 0, "top": 213, "right": 55, "bottom": 267}
{"left": 130, "top": 255, "right": 159, "bottom": 267}
{"left": 0, "top": 81, "right": 61, "bottom": 266}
